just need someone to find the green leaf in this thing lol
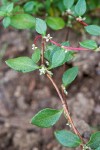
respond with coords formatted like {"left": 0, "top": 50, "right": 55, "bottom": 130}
{"left": 79, "top": 40, "right": 98, "bottom": 50}
{"left": 75, "top": 0, "right": 86, "bottom": 16}
{"left": 63, "top": 51, "right": 74, "bottom": 63}
{"left": 55, "top": 130, "right": 81, "bottom": 148}
{"left": 96, "top": 146, "right": 100, "bottom": 150}
{"left": 5, "top": 57, "right": 39, "bottom": 73}
{"left": 61, "top": 42, "right": 74, "bottom": 63}
{"left": 50, "top": 49, "right": 65, "bottom": 69}
{"left": 36, "top": 18, "right": 47, "bottom": 35}
{"left": 10, "top": 14, "right": 35, "bottom": 29}
{"left": 46, "top": 17, "right": 65, "bottom": 30}
{"left": 3, "top": 17, "right": 11, "bottom": 28}
{"left": 0, "top": 11, "right": 6, "bottom": 17}
{"left": 87, "top": 132, "right": 100, "bottom": 149}
{"left": 85, "top": 25, "right": 100, "bottom": 36}
{"left": 32, "top": 49, "right": 41, "bottom": 63}
{"left": 7, "top": 3, "right": 14, "bottom": 13}
{"left": 31, "top": 108, "right": 63, "bottom": 128}
{"left": 62, "top": 66, "right": 78, "bottom": 86}
{"left": 24, "top": 1, "right": 35, "bottom": 13}
{"left": 63, "top": 0, "right": 74, "bottom": 9}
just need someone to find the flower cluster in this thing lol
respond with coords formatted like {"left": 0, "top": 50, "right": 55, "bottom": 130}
{"left": 76, "top": 16, "right": 86, "bottom": 22}
{"left": 39, "top": 65, "right": 53, "bottom": 76}
{"left": 32, "top": 44, "right": 37, "bottom": 50}
{"left": 43, "top": 34, "right": 52, "bottom": 42}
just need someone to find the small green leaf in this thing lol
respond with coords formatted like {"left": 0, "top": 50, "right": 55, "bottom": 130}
{"left": 5, "top": 57, "right": 39, "bottom": 73}
{"left": 0, "top": 11, "right": 6, "bottom": 17}
{"left": 87, "top": 132, "right": 100, "bottom": 149}
{"left": 7, "top": 3, "right": 14, "bottom": 13}
{"left": 36, "top": 18, "right": 47, "bottom": 35}
{"left": 62, "top": 66, "right": 78, "bottom": 86}
{"left": 75, "top": 0, "right": 86, "bottom": 16}
{"left": 32, "top": 49, "right": 41, "bottom": 63}
{"left": 50, "top": 49, "right": 65, "bottom": 69}
{"left": 10, "top": 14, "right": 35, "bottom": 29}
{"left": 79, "top": 40, "right": 98, "bottom": 50}
{"left": 3, "top": 17, "right": 11, "bottom": 28}
{"left": 55, "top": 130, "right": 81, "bottom": 148}
{"left": 31, "top": 108, "right": 63, "bottom": 128}
{"left": 24, "top": 1, "right": 35, "bottom": 13}
{"left": 85, "top": 25, "right": 100, "bottom": 36}
{"left": 63, "top": 0, "right": 74, "bottom": 9}
{"left": 46, "top": 17, "right": 65, "bottom": 30}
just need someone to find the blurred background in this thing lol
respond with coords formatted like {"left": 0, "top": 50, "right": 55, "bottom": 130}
{"left": 0, "top": 0, "right": 100, "bottom": 150}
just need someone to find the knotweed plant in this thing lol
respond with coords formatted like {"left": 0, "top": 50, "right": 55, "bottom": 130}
{"left": 2, "top": 0, "right": 100, "bottom": 150}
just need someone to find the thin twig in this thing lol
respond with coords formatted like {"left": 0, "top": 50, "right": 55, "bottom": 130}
{"left": 41, "top": 38, "right": 45, "bottom": 65}
{"left": 46, "top": 73, "right": 84, "bottom": 143}
{"left": 67, "top": 13, "right": 88, "bottom": 26}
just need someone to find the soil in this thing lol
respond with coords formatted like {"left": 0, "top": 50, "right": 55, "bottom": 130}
{"left": 0, "top": 27, "right": 100, "bottom": 150}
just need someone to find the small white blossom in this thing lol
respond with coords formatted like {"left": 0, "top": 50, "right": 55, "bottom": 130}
{"left": 32, "top": 44, "right": 37, "bottom": 50}
{"left": 64, "top": 89, "right": 68, "bottom": 95}
{"left": 39, "top": 66, "right": 53, "bottom": 76}
{"left": 76, "top": 16, "right": 86, "bottom": 21}
{"left": 61, "top": 85, "right": 68, "bottom": 95}
{"left": 96, "top": 46, "right": 100, "bottom": 51}
{"left": 39, "top": 66, "right": 46, "bottom": 75}
{"left": 43, "top": 34, "right": 52, "bottom": 42}
{"left": 82, "top": 145, "right": 91, "bottom": 150}
{"left": 66, "top": 122, "right": 72, "bottom": 128}
{"left": 66, "top": 9, "right": 74, "bottom": 15}
{"left": 46, "top": 61, "right": 49, "bottom": 66}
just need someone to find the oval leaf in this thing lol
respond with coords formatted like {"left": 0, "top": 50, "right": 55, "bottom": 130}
{"left": 75, "top": 0, "right": 86, "bottom": 16}
{"left": 3, "top": 17, "right": 11, "bottom": 28}
{"left": 62, "top": 66, "right": 78, "bottom": 86}
{"left": 31, "top": 108, "right": 63, "bottom": 128}
{"left": 50, "top": 49, "right": 65, "bottom": 69}
{"left": 7, "top": 3, "right": 14, "bottom": 13}
{"left": 32, "top": 49, "right": 41, "bottom": 63}
{"left": 87, "top": 132, "right": 100, "bottom": 149}
{"left": 55, "top": 130, "right": 82, "bottom": 148}
{"left": 10, "top": 14, "right": 35, "bottom": 29}
{"left": 36, "top": 18, "right": 47, "bottom": 35}
{"left": 5, "top": 57, "right": 39, "bottom": 73}
{"left": 24, "top": 1, "right": 35, "bottom": 12}
{"left": 79, "top": 40, "right": 98, "bottom": 50}
{"left": 63, "top": 0, "right": 74, "bottom": 9}
{"left": 46, "top": 17, "right": 65, "bottom": 30}
{"left": 85, "top": 25, "right": 100, "bottom": 36}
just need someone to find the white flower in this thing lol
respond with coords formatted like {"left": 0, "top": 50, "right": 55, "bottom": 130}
{"left": 61, "top": 85, "right": 68, "bottom": 95}
{"left": 32, "top": 44, "right": 37, "bottom": 50}
{"left": 76, "top": 16, "right": 86, "bottom": 21}
{"left": 46, "top": 61, "right": 49, "bottom": 66}
{"left": 66, "top": 9, "right": 74, "bottom": 15}
{"left": 66, "top": 122, "right": 72, "bottom": 128}
{"left": 43, "top": 34, "right": 52, "bottom": 42}
{"left": 96, "top": 46, "right": 100, "bottom": 51}
{"left": 39, "top": 66, "right": 53, "bottom": 76}
{"left": 39, "top": 66, "right": 46, "bottom": 75}
{"left": 83, "top": 145, "right": 91, "bottom": 150}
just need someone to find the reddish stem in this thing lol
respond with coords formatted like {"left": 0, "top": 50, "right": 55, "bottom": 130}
{"left": 77, "top": 20, "right": 88, "bottom": 26}
{"left": 50, "top": 40, "right": 89, "bottom": 51}
{"left": 34, "top": 35, "right": 42, "bottom": 45}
